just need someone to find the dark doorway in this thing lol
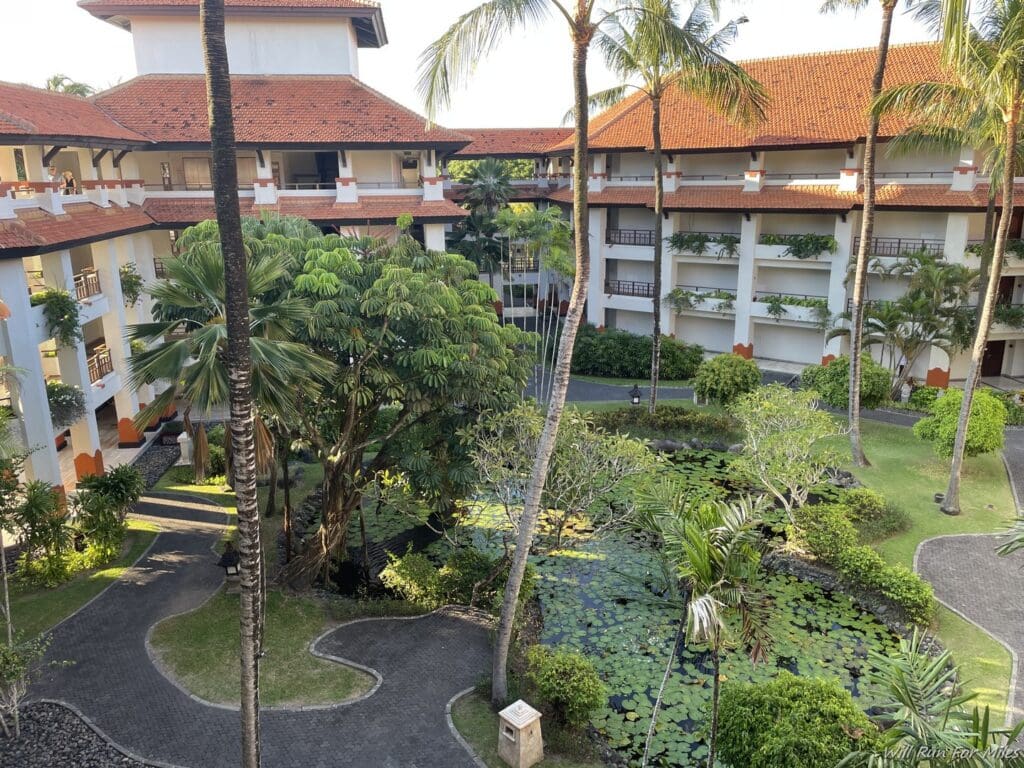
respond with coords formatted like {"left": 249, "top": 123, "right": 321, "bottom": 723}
{"left": 982, "top": 340, "right": 1006, "bottom": 377}
{"left": 998, "top": 276, "right": 1016, "bottom": 305}
{"left": 314, "top": 152, "right": 340, "bottom": 186}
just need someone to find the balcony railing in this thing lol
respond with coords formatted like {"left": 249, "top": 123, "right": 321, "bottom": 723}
{"left": 853, "top": 236, "right": 945, "bottom": 258}
{"left": 607, "top": 229, "right": 657, "bottom": 247}
{"left": 506, "top": 255, "right": 539, "bottom": 273}
{"left": 605, "top": 279, "right": 655, "bottom": 298}
{"left": 607, "top": 174, "right": 655, "bottom": 182}
{"left": 763, "top": 172, "right": 838, "bottom": 180}
{"left": 679, "top": 173, "right": 744, "bottom": 182}
{"left": 74, "top": 269, "right": 101, "bottom": 300}
{"left": 87, "top": 348, "right": 114, "bottom": 384}
{"left": 281, "top": 182, "right": 336, "bottom": 190}
{"left": 153, "top": 259, "right": 167, "bottom": 279}
{"left": 359, "top": 181, "right": 422, "bottom": 190}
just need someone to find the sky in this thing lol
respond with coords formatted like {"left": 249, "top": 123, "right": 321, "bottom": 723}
{"left": 5, "top": 0, "right": 935, "bottom": 129}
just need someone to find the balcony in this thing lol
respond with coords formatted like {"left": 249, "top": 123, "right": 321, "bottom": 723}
{"left": 505, "top": 254, "right": 539, "bottom": 274}
{"left": 87, "top": 347, "right": 114, "bottom": 384}
{"left": 358, "top": 180, "right": 423, "bottom": 191}
{"left": 607, "top": 229, "right": 656, "bottom": 247}
{"left": 605, "top": 279, "right": 655, "bottom": 298}
{"left": 74, "top": 269, "right": 101, "bottom": 300}
{"left": 153, "top": 259, "right": 167, "bottom": 279}
{"left": 852, "top": 236, "right": 945, "bottom": 258}
{"left": 753, "top": 291, "right": 829, "bottom": 324}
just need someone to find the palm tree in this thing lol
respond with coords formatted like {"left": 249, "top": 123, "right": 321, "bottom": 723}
{"left": 199, "top": 1, "right": 262, "bottom": 763}
{"left": 44, "top": 74, "right": 95, "bottom": 97}
{"left": 420, "top": 0, "right": 603, "bottom": 707}
{"left": 590, "top": 0, "right": 766, "bottom": 413}
{"left": 648, "top": 495, "right": 772, "bottom": 768}
{"left": 876, "top": 0, "right": 1024, "bottom": 514}
{"left": 820, "top": 0, "right": 899, "bottom": 469}
{"left": 463, "top": 157, "right": 514, "bottom": 216}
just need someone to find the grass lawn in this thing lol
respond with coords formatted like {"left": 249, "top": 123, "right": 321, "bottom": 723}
{"left": 834, "top": 420, "right": 1016, "bottom": 721}
{"left": 150, "top": 589, "right": 376, "bottom": 707}
{"left": 571, "top": 374, "right": 692, "bottom": 389}
{"left": 10, "top": 519, "right": 159, "bottom": 638}
{"left": 451, "top": 691, "right": 604, "bottom": 768}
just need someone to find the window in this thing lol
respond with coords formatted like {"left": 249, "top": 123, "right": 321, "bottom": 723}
{"left": 183, "top": 157, "right": 212, "bottom": 191}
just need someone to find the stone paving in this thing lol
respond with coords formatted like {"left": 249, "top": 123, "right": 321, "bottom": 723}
{"left": 29, "top": 492, "right": 490, "bottom": 768}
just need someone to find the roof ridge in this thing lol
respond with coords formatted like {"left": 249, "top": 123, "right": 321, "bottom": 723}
{"left": 734, "top": 39, "right": 938, "bottom": 66}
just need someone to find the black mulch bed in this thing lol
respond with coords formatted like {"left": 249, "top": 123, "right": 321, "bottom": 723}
{"left": 0, "top": 703, "right": 148, "bottom": 767}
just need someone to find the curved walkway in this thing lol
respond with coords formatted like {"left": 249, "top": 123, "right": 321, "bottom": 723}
{"left": 915, "top": 429, "right": 1024, "bottom": 727}
{"left": 29, "top": 493, "right": 490, "bottom": 768}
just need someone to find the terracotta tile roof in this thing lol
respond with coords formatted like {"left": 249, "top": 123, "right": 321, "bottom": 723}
{"left": 446, "top": 183, "right": 552, "bottom": 203}
{"left": 453, "top": 128, "right": 573, "bottom": 158}
{"left": 143, "top": 194, "right": 468, "bottom": 226}
{"left": 91, "top": 75, "right": 469, "bottom": 148}
{"left": 546, "top": 182, "right": 1021, "bottom": 212}
{"left": 552, "top": 43, "right": 944, "bottom": 153}
{"left": 0, "top": 81, "right": 150, "bottom": 146}
{"left": 0, "top": 203, "right": 153, "bottom": 254}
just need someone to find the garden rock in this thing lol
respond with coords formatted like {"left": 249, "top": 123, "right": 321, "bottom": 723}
{"left": 727, "top": 443, "right": 744, "bottom": 454}
{"left": 829, "top": 469, "right": 862, "bottom": 489}
{"left": 707, "top": 440, "right": 729, "bottom": 453}
{"left": 648, "top": 439, "right": 687, "bottom": 454}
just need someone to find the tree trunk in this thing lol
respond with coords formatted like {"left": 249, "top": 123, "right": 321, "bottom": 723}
{"left": 944, "top": 112, "right": 1018, "bottom": 515}
{"left": 846, "top": 1, "right": 895, "bottom": 469}
{"left": 649, "top": 95, "right": 664, "bottom": 414}
{"left": 199, "top": 2, "right": 262, "bottom": 765}
{"left": 264, "top": 447, "right": 278, "bottom": 518}
{"left": 282, "top": 452, "right": 292, "bottom": 565}
{"left": 490, "top": 12, "right": 593, "bottom": 707}
{"left": 977, "top": 189, "right": 997, "bottom": 327}
{"left": 707, "top": 645, "right": 721, "bottom": 768}
{"left": 641, "top": 603, "right": 686, "bottom": 768}
{"left": 0, "top": 526, "right": 18, "bottom": 738}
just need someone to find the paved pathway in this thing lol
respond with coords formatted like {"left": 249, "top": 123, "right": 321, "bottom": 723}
{"left": 30, "top": 493, "right": 490, "bottom": 768}
{"left": 915, "top": 428, "right": 1024, "bottom": 727}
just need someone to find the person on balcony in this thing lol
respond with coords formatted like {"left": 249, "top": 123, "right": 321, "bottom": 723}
{"left": 60, "top": 170, "right": 78, "bottom": 195}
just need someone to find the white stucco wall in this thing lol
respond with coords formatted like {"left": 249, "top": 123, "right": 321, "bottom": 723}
{"left": 674, "top": 212, "right": 742, "bottom": 234}
{"left": 760, "top": 213, "right": 835, "bottom": 237}
{"left": 764, "top": 148, "right": 845, "bottom": 175}
{"left": 609, "top": 259, "right": 654, "bottom": 283}
{"left": 609, "top": 152, "right": 654, "bottom": 177}
{"left": 672, "top": 315, "right": 733, "bottom": 353}
{"left": 354, "top": 151, "right": 398, "bottom": 184}
{"left": 873, "top": 211, "right": 949, "bottom": 240}
{"left": 610, "top": 309, "right": 654, "bottom": 335}
{"left": 675, "top": 263, "right": 738, "bottom": 292}
{"left": 755, "top": 267, "right": 829, "bottom": 297}
{"left": 875, "top": 146, "right": 955, "bottom": 174}
{"left": 612, "top": 207, "right": 657, "bottom": 230}
{"left": 754, "top": 324, "right": 824, "bottom": 364}
{"left": 130, "top": 15, "right": 360, "bottom": 76}
{"left": 681, "top": 152, "right": 747, "bottom": 177}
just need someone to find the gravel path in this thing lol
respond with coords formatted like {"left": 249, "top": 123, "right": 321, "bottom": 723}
{"left": 20, "top": 492, "right": 490, "bottom": 768}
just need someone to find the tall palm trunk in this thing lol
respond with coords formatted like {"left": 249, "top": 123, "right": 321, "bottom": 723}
{"left": 491, "top": 10, "right": 593, "bottom": 706}
{"left": 642, "top": 603, "right": 685, "bottom": 768}
{"left": 944, "top": 112, "right": 1019, "bottom": 515}
{"left": 649, "top": 95, "right": 664, "bottom": 413}
{"left": 199, "top": 2, "right": 263, "bottom": 764}
{"left": 847, "top": 0, "right": 895, "bottom": 468}
{"left": 264, "top": 446, "right": 278, "bottom": 518}
{"left": 282, "top": 451, "right": 292, "bottom": 564}
{"left": 0, "top": 526, "right": 18, "bottom": 738}
{"left": 707, "top": 644, "right": 722, "bottom": 768}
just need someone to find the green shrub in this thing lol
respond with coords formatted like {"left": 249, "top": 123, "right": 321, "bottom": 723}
{"left": 694, "top": 354, "right": 761, "bottom": 405}
{"left": 908, "top": 386, "right": 941, "bottom": 412}
{"left": 994, "top": 390, "right": 1024, "bottom": 427}
{"left": 842, "top": 487, "right": 908, "bottom": 541}
{"left": 794, "top": 502, "right": 935, "bottom": 625}
{"left": 380, "top": 551, "right": 441, "bottom": 607}
{"left": 801, "top": 355, "right": 890, "bottom": 410}
{"left": 525, "top": 645, "right": 606, "bottom": 727}
{"left": 913, "top": 388, "right": 1007, "bottom": 458}
{"left": 14, "top": 481, "right": 74, "bottom": 587}
{"left": 588, "top": 405, "right": 739, "bottom": 438}
{"left": 46, "top": 381, "right": 86, "bottom": 430}
{"left": 718, "top": 671, "right": 878, "bottom": 768}
{"left": 37, "top": 289, "right": 83, "bottom": 347}
{"left": 570, "top": 325, "right": 703, "bottom": 380}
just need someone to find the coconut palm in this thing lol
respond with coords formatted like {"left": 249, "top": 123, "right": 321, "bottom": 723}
{"left": 588, "top": 0, "right": 767, "bottom": 412}
{"left": 198, "top": 1, "right": 263, "bottom": 762}
{"left": 642, "top": 493, "right": 772, "bottom": 768}
{"left": 420, "top": 0, "right": 613, "bottom": 706}
{"left": 820, "top": 0, "right": 900, "bottom": 468}
{"left": 875, "top": 0, "right": 1024, "bottom": 514}
{"left": 44, "top": 74, "right": 95, "bottom": 97}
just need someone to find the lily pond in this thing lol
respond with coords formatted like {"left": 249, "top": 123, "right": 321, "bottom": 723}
{"left": 444, "top": 448, "right": 898, "bottom": 768}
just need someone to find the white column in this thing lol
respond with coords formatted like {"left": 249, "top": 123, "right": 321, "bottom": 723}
{"left": 55, "top": 341, "right": 103, "bottom": 481}
{"left": 0, "top": 260, "right": 63, "bottom": 488}
{"left": 587, "top": 207, "right": 607, "bottom": 326}
{"left": 0, "top": 148, "right": 19, "bottom": 183}
{"left": 659, "top": 212, "right": 676, "bottom": 334}
{"left": 254, "top": 149, "right": 277, "bottom": 205}
{"left": 944, "top": 213, "right": 971, "bottom": 264}
{"left": 22, "top": 145, "right": 48, "bottom": 182}
{"left": 743, "top": 152, "right": 765, "bottom": 192}
{"left": 664, "top": 155, "right": 678, "bottom": 194}
{"left": 824, "top": 215, "right": 855, "bottom": 362}
{"left": 423, "top": 223, "right": 446, "bottom": 252}
{"left": 589, "top": 153, "right": 606, "bottom": 194}
{"left": 94, "top": 240, "right": 143, "bottom": 446}
{"left": 951, "top": 147, "right": 978, "bottom": 191}
{"left": 421, "top": 149, "right": 444, "bottom": 202}
{"left": 733, "top": 214, "right": 761, "bottom": 357}
{"left": 336, "top": 149, "right": 358, "bottom": 203}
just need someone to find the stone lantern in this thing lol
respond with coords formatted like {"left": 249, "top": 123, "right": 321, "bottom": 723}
{"left": 497, "top": 699, "right": 543, "bottom": 768}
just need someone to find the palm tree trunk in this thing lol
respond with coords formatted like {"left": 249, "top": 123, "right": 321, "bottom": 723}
{"left": 649, "top": 95, "right": 664, "bottom": 414}
{"left": 944, "top": 112, "right": 1018, "bottom": 515}
{"left": 491, "top": 14, "right": 593, "bottom": 706}
{"left": 264, "top": 446, "right": 278, "bottom": 518}
{"left": 199, "top": 2, "right": 262, "bottom": 764}
{"left": 707, "top": 644, "right": 721, "bottom": 768}
{"left": 977, "top": 188, "right": 997, "bottom": 327}
{"left": 641, "top": 604, "right": 686, "bottom": 768}
{"left": 282, "top": 450, "right": 292, "bottom": 564}
{"left": 0, "top": 526, "right": 18, "bottom": 738}
{"left": 847, "top": 0, "right": 895, "bottom": 469}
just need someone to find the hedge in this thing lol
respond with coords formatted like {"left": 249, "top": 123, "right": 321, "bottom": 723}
{"left": 570, "top": 324, "right": 703, "bottom": 380}
{"left": 792, "top": 502, "right": 935, "bottom": 624}
{"left": 693, "top": 354, "right": 761, "bottom": 405}
{"left": 801, "top": 355, "right": 890, "bottom": 410}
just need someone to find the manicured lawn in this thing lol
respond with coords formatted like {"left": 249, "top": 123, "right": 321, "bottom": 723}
{"left": 10, "top": 519, "right": 159, "bottom": 638}
{"left": 451, "top": 691, "right": 604, "bottom": 768}
{"left": 149, "top": 589, "right": 376, "bottom": 707}
{"left": 572, "top": 374, "right": 692, "bottom": 390}
{"left": 835, "top": 420, "right": 1016, "bottom": 721}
